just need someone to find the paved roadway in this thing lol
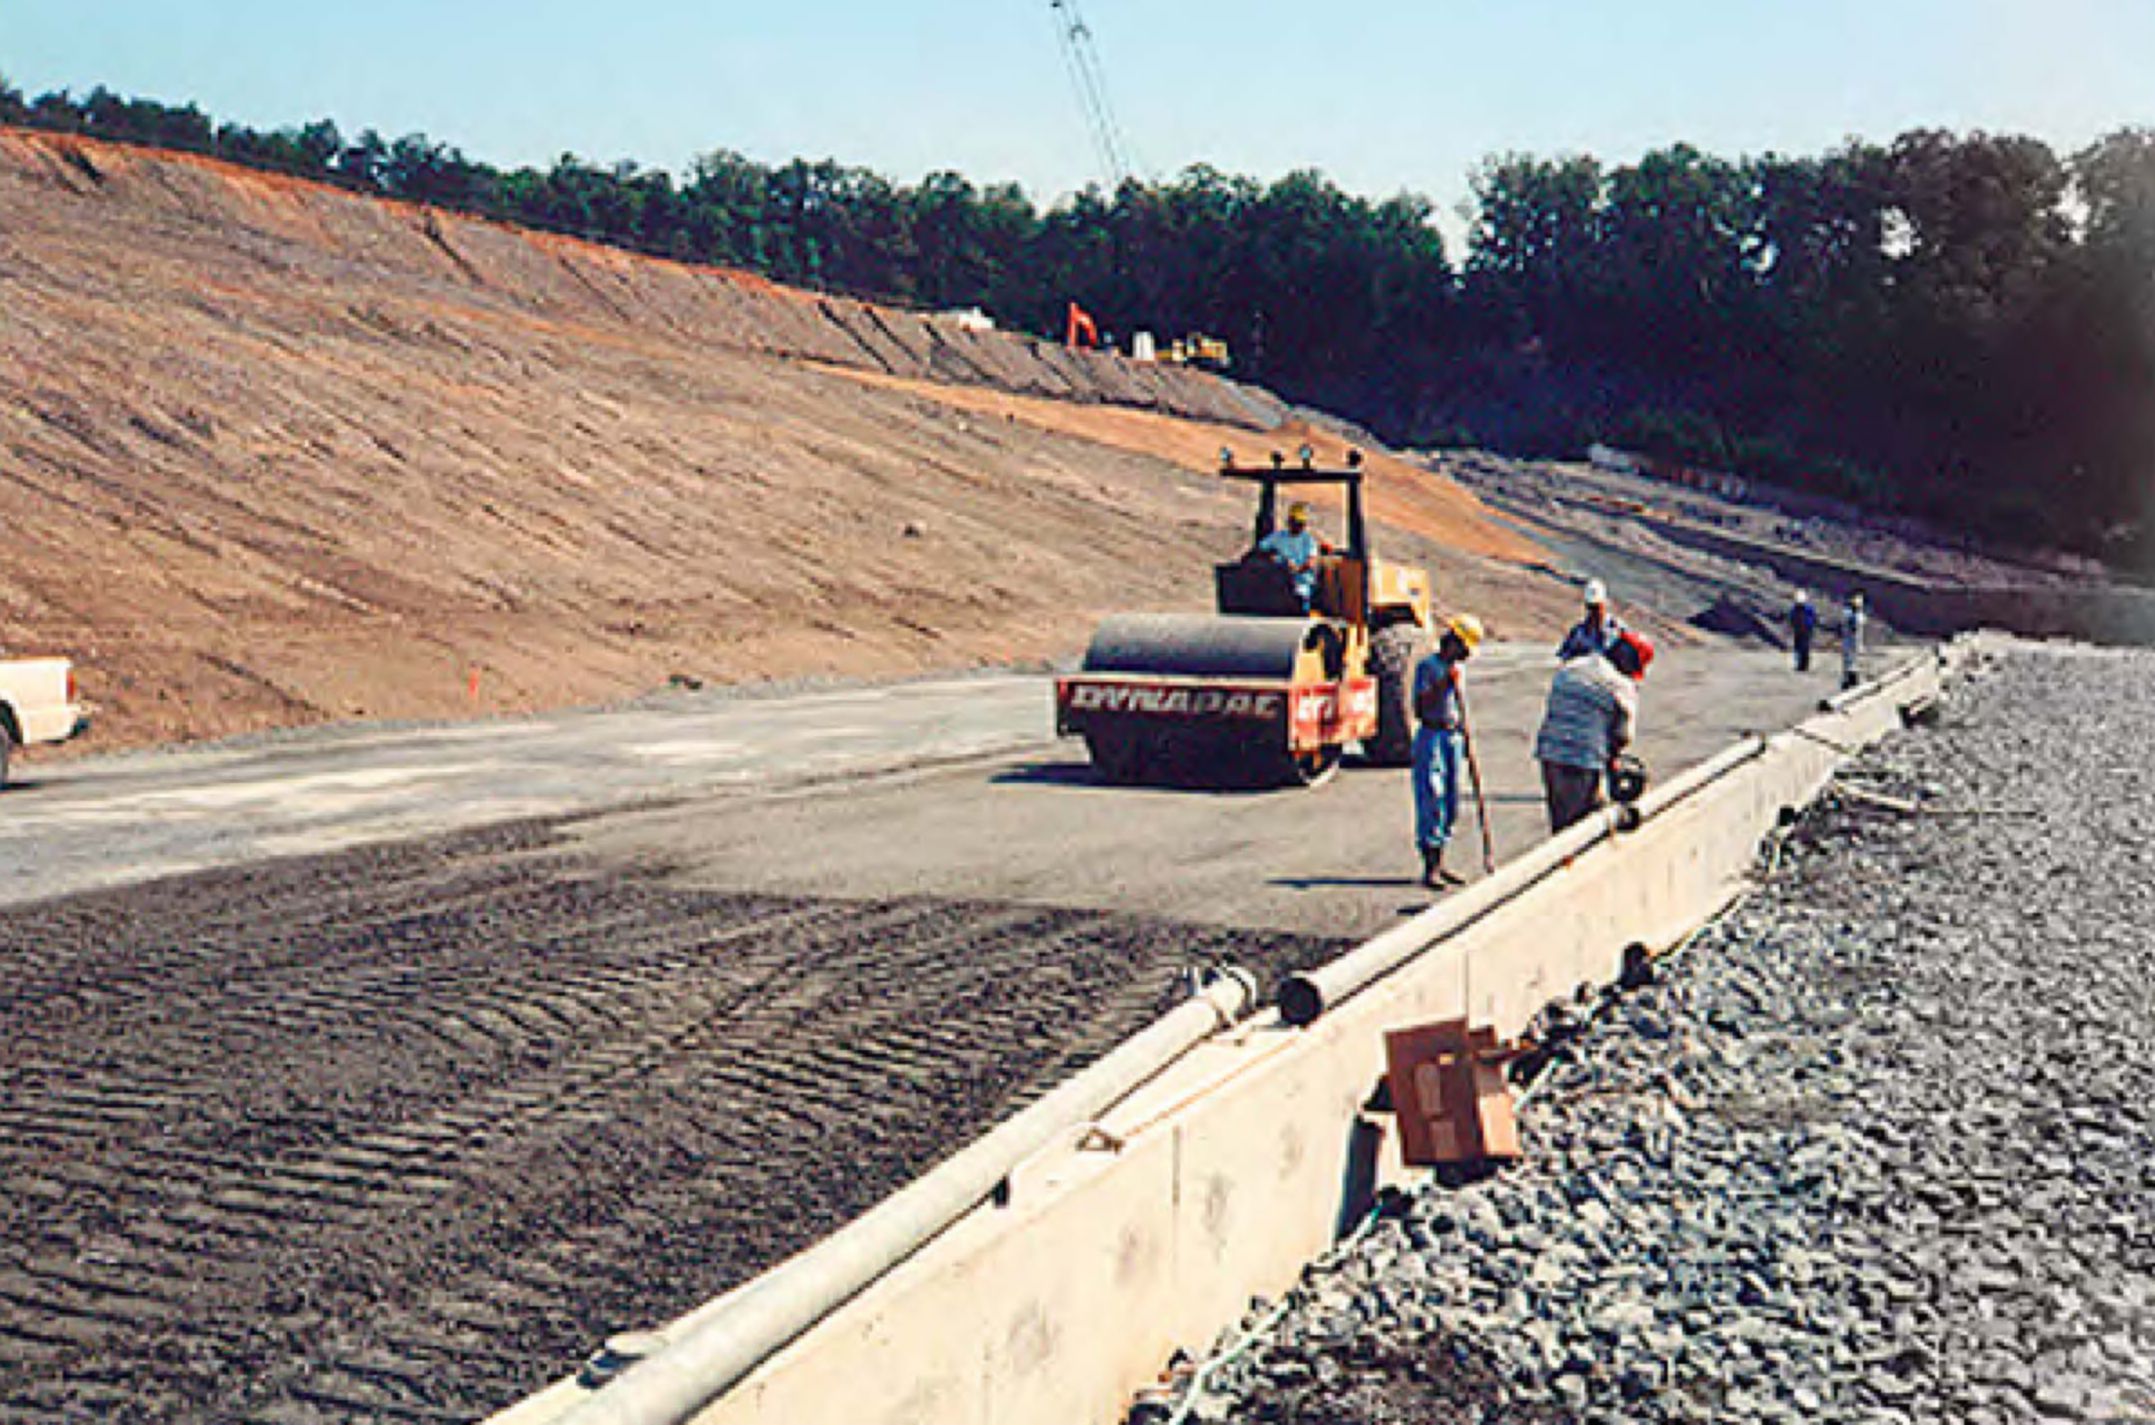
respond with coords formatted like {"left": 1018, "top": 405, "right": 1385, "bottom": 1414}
{"left": 2, "top": 643, "right": 1840, "bottom": 936}
{"left": 0, "top": 677, "right": 1043, "bottom": 908}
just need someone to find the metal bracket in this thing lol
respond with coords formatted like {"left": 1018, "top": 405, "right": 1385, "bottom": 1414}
{"left": 1077, "top": 1125, "right": 1126, "bottom": 1154}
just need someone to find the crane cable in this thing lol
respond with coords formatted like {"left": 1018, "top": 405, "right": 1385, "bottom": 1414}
{"left": 1048, "top": 0, "right": 1135, "bottom": 189}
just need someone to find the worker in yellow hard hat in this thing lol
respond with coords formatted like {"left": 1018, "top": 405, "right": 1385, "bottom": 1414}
{"left": 1257, "top": 500, "right": 1334, "bottom": 612}
{"left": 1412, "top": 613, "right": 1486, "bottom": 887}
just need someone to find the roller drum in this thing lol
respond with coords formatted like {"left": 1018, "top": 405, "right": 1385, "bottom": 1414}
{"left": 1080, "top": 614, "right": 1316, "bottom": 682}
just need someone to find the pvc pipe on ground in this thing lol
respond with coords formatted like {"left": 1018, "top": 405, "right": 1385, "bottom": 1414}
{"left": 553, "top": 968, "right": 1260, "bottom": 1425}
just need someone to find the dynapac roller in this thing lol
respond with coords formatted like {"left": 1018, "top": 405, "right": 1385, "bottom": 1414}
{"left": 1055, "top": 449, "right": 1439, "bottom": 787}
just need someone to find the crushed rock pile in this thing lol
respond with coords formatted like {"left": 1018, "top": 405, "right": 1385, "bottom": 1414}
{"left": 1163, "top": 641, "right": 2155, "bottom": 1425}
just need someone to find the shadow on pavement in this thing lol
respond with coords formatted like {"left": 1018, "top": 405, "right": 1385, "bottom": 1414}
{"left": 989, "top": 761, "right": 1289, "bottom": 798}
{"left": 1269, "top": 873, "right": 1421, "bottom": 891}
{"left": 989, "top": 761, "right": 1109, "bottom": 789}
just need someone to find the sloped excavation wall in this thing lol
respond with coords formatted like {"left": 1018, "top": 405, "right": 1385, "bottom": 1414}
{"left": 6, "top": 128, "right": 1401, "bottom": 748}
{"left": 494, "top": 654, "right": 1953, "bottom": 1425}
{"left": 1, "top": 131, "right": 1288, "bottom": 433}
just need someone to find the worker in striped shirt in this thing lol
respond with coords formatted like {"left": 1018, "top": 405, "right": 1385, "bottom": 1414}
{"left": 1533, "top": 630, "right": 1655, "bottom": 833}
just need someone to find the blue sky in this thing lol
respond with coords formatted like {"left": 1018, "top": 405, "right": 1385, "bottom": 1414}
{"left": 6, "top": 0, "right": 2148, "bottom": 234}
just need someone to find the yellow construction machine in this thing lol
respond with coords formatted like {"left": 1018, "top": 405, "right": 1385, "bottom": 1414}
{"left": 1055, "top": 449, "right": 1438, "bottom": 787}
{"left": 1161, "top": 333, "right": 1231, "bottom": 370}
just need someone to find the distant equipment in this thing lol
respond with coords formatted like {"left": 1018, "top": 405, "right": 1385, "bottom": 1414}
{"left": 1065, "top": 301, "right": 1101, "bottom": 349}
{"left": 1129, "top": 332, "right": 1231, "bottom": 370}
{"left": 1048, "top": 0, "right": 1135, "bottom": 189}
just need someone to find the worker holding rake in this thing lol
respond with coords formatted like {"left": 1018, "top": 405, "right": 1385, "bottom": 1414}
{"left": 1412, "top": 614, "right": 1488, "bottom": 888}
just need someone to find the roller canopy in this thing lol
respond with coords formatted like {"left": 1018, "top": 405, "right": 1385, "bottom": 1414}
{"left": 1080, "top": 614, "right": 1313, "bottom": 682}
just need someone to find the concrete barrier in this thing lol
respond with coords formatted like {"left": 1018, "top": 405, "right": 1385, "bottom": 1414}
{"left": 492, "top": 651, "right": 1950, "bottom": 1425}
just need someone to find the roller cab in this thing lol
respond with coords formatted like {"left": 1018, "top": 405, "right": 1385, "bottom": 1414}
{"left": 1055, "top": 451, "right": 1434, "bottom": 788}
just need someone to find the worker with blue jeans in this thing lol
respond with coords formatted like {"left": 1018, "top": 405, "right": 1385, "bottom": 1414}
{"left": 1840, "top": 592, "right": 1867, "bottom": 689}
{"left": 1412, "top": 615, "right": 1485, "bottom": 887}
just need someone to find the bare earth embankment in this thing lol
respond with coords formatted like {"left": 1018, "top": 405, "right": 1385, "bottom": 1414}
{"left": 0, "top": 130, "right": 1563, "bottom": 752}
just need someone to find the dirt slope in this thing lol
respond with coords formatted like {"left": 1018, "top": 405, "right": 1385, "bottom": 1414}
{"left": 0, "top": 130, "right": 1557, "bottom": 751}
{"left": 830, "top": 369, "right": 1535, "bottom": 564}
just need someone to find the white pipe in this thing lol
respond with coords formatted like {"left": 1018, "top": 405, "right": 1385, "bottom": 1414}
{"left": 1281, "top": 724, "right": 1791, "bottom": 1028}
{"left": 1821, "top": 649, "right": 1929, "bottom": 714}
{"left": 1625, "top": 735, "right": 1767, "bottom": 824}
{"left": 553, "top": 968, "right": 1259, "bottom": 1425}
{"left": 1277, "top": 807, "right": 1615, "bottom": 1027}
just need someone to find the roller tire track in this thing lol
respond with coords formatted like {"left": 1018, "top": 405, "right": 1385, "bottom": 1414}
{"left": 0, "top": 817, "right": 1350, "bottom": 1423}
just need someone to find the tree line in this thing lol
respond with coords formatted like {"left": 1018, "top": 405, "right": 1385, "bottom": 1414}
{"left": 6, "top": 82, "right": 2150, "bottom": 562}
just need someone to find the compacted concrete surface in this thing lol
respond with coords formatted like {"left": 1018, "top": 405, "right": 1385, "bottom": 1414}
{"left": 1169, "top": 641, "right": 2155, "bottom": 1425}
{"left": 0, "top": 675, "right": 1050, "bottom": 908}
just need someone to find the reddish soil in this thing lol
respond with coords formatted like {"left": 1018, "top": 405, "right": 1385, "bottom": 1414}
{"left": 825, "top": 369, "right": 1541, "bottom": 565}
{"left": 0, "top": 130, "right": 1563, "bottom": 753}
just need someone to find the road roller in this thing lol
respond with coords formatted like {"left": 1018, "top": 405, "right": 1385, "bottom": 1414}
{"left": 1055, "top": 449, "right": 1439, "bottom": 787}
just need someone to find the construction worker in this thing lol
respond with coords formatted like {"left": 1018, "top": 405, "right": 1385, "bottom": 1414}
{"left": 1412, "top": 613, "right": 1485, "bottom": 888}
{"left": 1790, "top": 591, "right": 1819, "bottom": 672}
{"left": 1258, "top": 502, "right": 1333, "bottom": 612}
{"left": 1840, "top": 592, "right": 1867, "bottom": 689}
{"left": 1534, "top": 630, "right": 1654, "bottom": 833}
{"left": 1557, "top": 580, "right": 1625, "bottom": 660}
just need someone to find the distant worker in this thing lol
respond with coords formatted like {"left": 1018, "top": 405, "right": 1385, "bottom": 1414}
{"left": 1259, "top": 501, "right": 1334, "bottom": 612}
{"left": 1790, "top": 591, "right": 1819, "bottom": 673}
{"left": 1840, "top": 592, "right": 1868, "bottom": 689}
{"left": 1412, "top": 614, "right": 1485, "bottom": 888}
{"left": 1557, "top": 580, "right": 1625, "bottom": 660}
{"left": 1534, "top": 630, "right": 1654, "bottom": 833}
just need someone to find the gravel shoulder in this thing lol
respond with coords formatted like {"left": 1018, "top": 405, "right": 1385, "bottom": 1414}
{"left": 1174, "top": 640, "right": 2155, "bottom": 1425}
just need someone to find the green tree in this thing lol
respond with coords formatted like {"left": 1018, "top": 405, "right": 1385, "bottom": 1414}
{"left": 1465, "top": 153, "right": 1604, "bottom": 350}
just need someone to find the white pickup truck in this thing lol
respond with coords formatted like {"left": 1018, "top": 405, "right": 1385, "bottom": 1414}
{"left": 0, "top": 657, "right": 90, "bottom": 788}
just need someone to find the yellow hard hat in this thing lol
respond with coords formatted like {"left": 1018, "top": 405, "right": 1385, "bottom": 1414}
{"left": 1446, "top": 613, "right": 1486, "bottom": 651}
{"left": 1286, "top": 501, "right": 1311, "bottom": 523}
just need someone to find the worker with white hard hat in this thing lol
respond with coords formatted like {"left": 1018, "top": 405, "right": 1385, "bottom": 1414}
{"left": 1257, "top": 500, "right": 1334, "bottom": 612}
{"left": 1411, "top": 613, "right": 1485, "bottom": 888}
{"left": 1790, "top": 590, "right": 1820, "bottom": 673}
{"left": 1557, "top": 578, "right": 1625, "bottom": 660}
{"left": 1840, "top": 591, "right": 1867, "bottom": 689}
